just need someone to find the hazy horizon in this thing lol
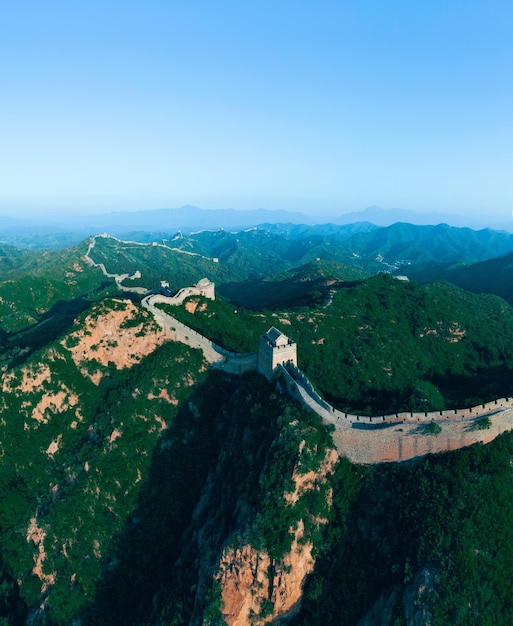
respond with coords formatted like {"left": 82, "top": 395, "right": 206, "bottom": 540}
{"left": 1, "top": 1, "right": 511, "bottom": 224}
{"left": 2, "top": 203, "right": 512, "bottom": 233}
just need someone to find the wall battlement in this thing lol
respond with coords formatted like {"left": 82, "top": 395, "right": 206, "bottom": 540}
{"left": 280, "top": 362, "right": 513, "bottom": 425}
{"left": 257, "top": 327, "right": 297, "bottom": 380}
{"left": 141, "top": 296, "right": 513, "bottom": 463}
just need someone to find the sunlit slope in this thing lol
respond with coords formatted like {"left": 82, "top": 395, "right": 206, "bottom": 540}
{"left": 169, "top": 273, "right": 513, "bottom": 414}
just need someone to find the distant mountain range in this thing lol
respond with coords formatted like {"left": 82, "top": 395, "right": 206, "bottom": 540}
{"left": 2, "top": 205, "right": 512, "bottom": 248}
{"left": 332, "top": 205, "right": 513, "bottom": 231}
{"left": 3, "top": 214, "right": 513, "bottom": 622}
{"left": 170, "top": 222, "right": 513, "bottom": 273}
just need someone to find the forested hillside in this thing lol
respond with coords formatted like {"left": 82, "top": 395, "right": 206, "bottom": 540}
{"left": 293, "top": 431, "right": 513, "bottom": 626}
{"left": 344, "top": 222, "right": 513, "bottom": 265}
{"left": 2, "top": 230, "right": 513, "bottom": 624}
{"left": 167, "top": 273, "right": 513, "bottom": 414}
{"left": 4, "top": 312, "right": 513, "bottom": 625}
{"left": 405, "top": 252, "right": 513, "bottom": 307}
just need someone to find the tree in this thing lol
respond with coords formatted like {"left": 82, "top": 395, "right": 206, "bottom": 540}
{"left": 426, "top": 420, "right": 442, "bottom": 436}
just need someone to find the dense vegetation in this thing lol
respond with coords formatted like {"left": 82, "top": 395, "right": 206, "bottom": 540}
{"left": 87, "top": 235, "right": 233, "bottom": 290}
{"left": 87, "top": 231, "right": 374, "bottom": 293}
{"left": 405, "top": 251, "right": 513, "bottom": 307}
{"left": 294, "top": 431, "right": 513, "bottom": 625}
{"left": 157, "top": 296, "right": 268, "bottom": 353}
{"left": 288, "top": 275, "right": 513, "bottom": 413}
{"left": 0, "top": 245, "right": 108, "bottom": 330}
{"left": 218, "top": 260, "right": 367, "bottom": 310}
{"left": 3, "top": 226, "right": 513, "bottom": 624}
{"left": 0, "top": 326, "right": 334, "bottom": 625}
{"left": 155, "top": 222, "right": 513, "bottom": 272}
{"left": 344, "top": 222, "right": 513, "bottom": 265}
{"left": 4, "top": 347, "right": 513, "bottom": 625}
{"left": 0, "top": 305, "right": 207, "bottom": 623}
{"left": 85, "top": 373, "right": 334, "bottom": 625}
{"left": 164, "top": 274, "right": 513, "bottom": 414}
{"left": 0, "top": 244, "right": 117, "bottom": 369}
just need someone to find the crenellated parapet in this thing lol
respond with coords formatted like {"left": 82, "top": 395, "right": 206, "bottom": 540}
{"left": 139, "top": 301, "right": 513, "bottom": 462}
{"left": 257, "top": 327, "right": 297, "bottom": 380}
{"left": 150, "top": 278, "right": 215, "bottom": 306}
{"left": 280, "top": 361, "right": 513, "bottom": 425}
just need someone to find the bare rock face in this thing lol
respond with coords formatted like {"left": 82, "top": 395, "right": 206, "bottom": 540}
{"left": 63, "top": 298, "right": 164, "bottom": 382}
{"left": 357, "top": 568, "right": 435, "bottom": 626}
{"left": 215, "top": 449, "right": 338, "bottom": 625}
{"left": 357, "top": 588, "right": 399, "bottom": 626}
{"left": 217, "top": 524, "right": 314, "bottom": 625}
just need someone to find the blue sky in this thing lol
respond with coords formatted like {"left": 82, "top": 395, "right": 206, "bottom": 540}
{"left": 1, "top": 0, "right": 512, "bottom": 223}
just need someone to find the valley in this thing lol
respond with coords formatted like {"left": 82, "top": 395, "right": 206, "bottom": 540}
{"left": 86, "top": 234, "right": 513, "bottom": 465}
{"left": 2, "top": 221, "right": 513, "bottom": 624}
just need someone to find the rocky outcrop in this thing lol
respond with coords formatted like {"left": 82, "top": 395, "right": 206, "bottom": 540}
{"left": 357, "top": 568, "right": 435, "bottom": 626}
{"left": 215, "top": 449, "right": 338, "bottom": 625}
{"left": 63, "top": 298, "right": 164, "bottom": 382}
{"left": 217, "top": 524, "right": 314, "bottom": 625}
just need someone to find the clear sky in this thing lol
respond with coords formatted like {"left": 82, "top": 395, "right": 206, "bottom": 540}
{"left": 1, "top": 0, "right": 512, "bottom": 223}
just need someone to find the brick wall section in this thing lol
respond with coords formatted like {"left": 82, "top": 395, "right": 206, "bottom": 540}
{"left": 142, "top": 295, "right": 258, "bottom": 374}
{"left": 140, "top": 301, "right": 513, "bottom": 464}
{"left": 282, "top": 363, "right": 513, "bottom": 424}
{"left": 279, "top": 364, "right": 513, "bottom": 463}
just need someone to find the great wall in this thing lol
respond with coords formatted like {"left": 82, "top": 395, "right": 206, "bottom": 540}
{"left": 84, "top": 235, "right": 513, "bottom": 464}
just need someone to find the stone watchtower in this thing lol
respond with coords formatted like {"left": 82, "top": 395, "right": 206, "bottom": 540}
{"left": 258, "top": 327, "right": 297, "bottom": 380}
{"left": 195, "top": 278, "right": 215, "bottom": 300}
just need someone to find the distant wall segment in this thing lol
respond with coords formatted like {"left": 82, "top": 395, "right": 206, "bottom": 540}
{"left": 152, "top": 278, "right": 215, "bottom": 305}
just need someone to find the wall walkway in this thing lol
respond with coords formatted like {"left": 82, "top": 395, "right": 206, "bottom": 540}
{"left": 142, "top": 295, "right": 258, "bottom": 375}
{"left": 143, "top": 295, "right": 513, "bottom": 464}
{"left": 281, "top": 363, "right": 513, "bottom": 425}
{"left": 82, "top": 238, "right": 513, "bottom": 464}
{"left": 278, "top": 363, "right": 513, "bottom": 464}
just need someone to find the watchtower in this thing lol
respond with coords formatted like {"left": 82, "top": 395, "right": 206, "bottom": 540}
{"left": 258, "top": 327, "right": 297, "bottom": 379}
{"left": 195, "top": 278, "right": 215, "bottom": 300}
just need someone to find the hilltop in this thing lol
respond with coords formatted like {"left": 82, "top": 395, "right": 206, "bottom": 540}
{"left": 2, "top": 226, "right": 513, "bottom": 624}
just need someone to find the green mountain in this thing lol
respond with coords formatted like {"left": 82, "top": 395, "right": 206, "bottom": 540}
{"left": 3, "top": 232, "right": 513, "bottom": 624}
{"left": 218, "top": 259, "right": 367, "bottom": 310}
{"left": 169, "top": 273, "right": 513, "bottom": 414}
{"left": 166, "top": 227, "right": 381, "bottom": 276}
{"left": 0, "top": 245, "right": 36, "bottom": 278}
{"left": 404, "top": 252, "right": 513, "bottom": 307}
{"left": 0, "top": 242, "right": 117, "bottom": 368}
{"left": 345, "top": 222, "right": 513, "bottom": 265}
{"left": 167, "top": 222, "right": 513, "bottom": 273}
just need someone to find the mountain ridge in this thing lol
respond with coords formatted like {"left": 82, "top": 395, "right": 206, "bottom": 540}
{"left": 2, "top": 204, "right": 512, "bottom": 249}
{"left": 3, "top": 224, "right": 513, "bottom": 623}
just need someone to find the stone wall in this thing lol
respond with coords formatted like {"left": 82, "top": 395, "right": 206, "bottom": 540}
{"left": 282, "top": 363, "right": 513, "bottom": 425}
{"left": 151, "top": 278, "right": 215, "bottom": 306}
{"left": 140, "top": 301, "right": 513, "bottom": 463}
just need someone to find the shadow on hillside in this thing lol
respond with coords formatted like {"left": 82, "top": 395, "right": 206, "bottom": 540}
{"left": 82, "top": 371, "right": 279, "bottom": 626}
{"left": 321, "top": 364, "right": 513, "bottom": 418}
{"left": 5, "top": 282, "right": 114, "bottom": 369}
{"left": 432, "top": 366, "right": 513, "bottom": 408}
{"left": 83, "top": 383, "right": 216, "bottom": 624}
{"left": 218, "top": 277, "right": 353, "bottom": 311}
